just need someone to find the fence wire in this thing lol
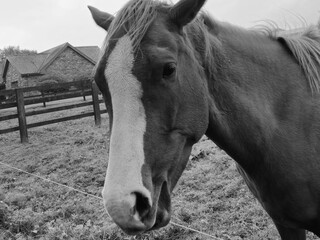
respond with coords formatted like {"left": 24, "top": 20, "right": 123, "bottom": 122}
{"left": 0, "top": 161, "right": 222, "bottom": 240}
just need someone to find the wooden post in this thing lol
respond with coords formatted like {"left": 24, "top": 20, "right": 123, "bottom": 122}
{"left": 91, "top": 81, "right": 101, "bottom": 126}
{"left": 16, "top": 88, "right": 28, "bottom": 143}
{"left": 41, "top": 91, "right": 46, "bottom": 107}
{"left": 82, "top": 81, "right": 86, "bottom": 101}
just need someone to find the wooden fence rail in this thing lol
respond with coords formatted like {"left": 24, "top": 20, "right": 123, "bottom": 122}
{"left": 0, "top": 80, "right": 106, "bottom": 143}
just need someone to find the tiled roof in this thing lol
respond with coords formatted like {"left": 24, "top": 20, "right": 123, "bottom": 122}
{"left": 39, "top": 43, "right": 69, "bottom": 72}
{"left": 76, "top": 46, "right": 100, "bottom": 62}
{"left": 2, "top": 43, "right": 100, "bottom": 77}
{"left": 7, "top": 54, "right": 47, "bottom": 75}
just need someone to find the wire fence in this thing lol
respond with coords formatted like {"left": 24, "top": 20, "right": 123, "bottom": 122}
{"left": 0, "top": 161, "right": 223, "bottom": 240}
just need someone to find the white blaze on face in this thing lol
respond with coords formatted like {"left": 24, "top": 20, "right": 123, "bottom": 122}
{"left": 102, "top": 35, "right": 151, "bottom": 215}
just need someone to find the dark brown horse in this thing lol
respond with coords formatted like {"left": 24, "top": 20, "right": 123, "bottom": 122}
{"left": 88, "top": 0, "right": 320, "bottom": 239}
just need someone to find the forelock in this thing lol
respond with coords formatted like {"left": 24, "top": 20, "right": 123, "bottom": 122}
{"left": 105, "top": 0, "right": 169, "bottom": 53}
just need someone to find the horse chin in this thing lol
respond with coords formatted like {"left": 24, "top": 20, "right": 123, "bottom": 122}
{"left": 150, "top": 181, "right": 172, "bottom": 230}
{"left": 150, "top": 209, "right": 171, "bottom": 230}
{"left": 142, "top": 180, "right": 172, "bottom": 232}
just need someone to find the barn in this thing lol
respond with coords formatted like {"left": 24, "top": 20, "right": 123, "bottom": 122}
{"left": 1, "top": 43, "right": 100, "bottom": 89}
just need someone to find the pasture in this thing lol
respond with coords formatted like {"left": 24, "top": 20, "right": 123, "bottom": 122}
{"left": 0, "top": 103, "right": 318, "bottom": 239}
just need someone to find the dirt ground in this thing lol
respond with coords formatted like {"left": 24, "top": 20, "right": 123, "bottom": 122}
{"left": 0, "top": 102, "right": 318, "bottom": 239}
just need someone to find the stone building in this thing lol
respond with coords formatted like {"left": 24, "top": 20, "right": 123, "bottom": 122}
{"left": 1, "top": 43, "right": 100, "bottom": 89}
{"left": 0, "top": 61, "right": 3, "bottom": 84}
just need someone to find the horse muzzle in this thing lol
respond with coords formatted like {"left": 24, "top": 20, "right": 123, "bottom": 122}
{"left": 102, "top": 182, "right": 171, "bottom": 235}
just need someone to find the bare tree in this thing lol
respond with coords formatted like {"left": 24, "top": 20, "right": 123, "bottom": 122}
{"left": 0, "top": 46, "right": 37, "bottom": 60}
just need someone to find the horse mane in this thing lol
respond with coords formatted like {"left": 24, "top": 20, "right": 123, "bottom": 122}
{"left": 187, "top": 14, "right": 320, "bottom": 94}
{"left": 183, "top": 15, "right": 222, "bottom": 81}
{"left": 278, "top": 27, "right": 320, "bottom": 93}
{"left": 105, "top": 0, "right": 166, "bottom": 52}
{"left": 255, "top": 22, "right": 320, "bottom": 93}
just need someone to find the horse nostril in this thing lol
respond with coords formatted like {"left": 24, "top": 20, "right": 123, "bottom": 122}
{"left": 132, "top": 191, "right": 151, "bottom": 221}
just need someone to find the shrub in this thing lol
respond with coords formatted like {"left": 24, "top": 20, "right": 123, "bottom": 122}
{"left": 73, "top": 74, "right": 93, "bottom": 83}
{"left": 39, "top": 74, "right": 70, "bottom": 94}
{"left": 72, "top": 74, "right": 93, "bottom": 91}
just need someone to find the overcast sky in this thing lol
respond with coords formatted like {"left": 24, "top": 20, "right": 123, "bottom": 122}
{"left": 0, "top": 0, "right": 319, "bottom": 52}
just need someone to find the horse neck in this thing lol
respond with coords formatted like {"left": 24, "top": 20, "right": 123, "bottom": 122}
{"left": 196, "top": 24, "right": 308, "bottom": 170}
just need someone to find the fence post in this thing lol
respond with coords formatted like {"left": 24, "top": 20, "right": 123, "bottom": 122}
{"left": 41, "top": 91, "right": 46, "bottom": 107}
{"left": 81, "top": 81, "right": 86, "bottom": 101}
{"left": 91, "top": 81, "right": 101, "bottom": 126}
{"left": 16, "top": 88, "right": 28, "bottom": 143}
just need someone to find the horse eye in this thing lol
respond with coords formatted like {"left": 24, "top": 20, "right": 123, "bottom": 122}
{"left": 162, "top": 63, "right": 176, "bottom": 79}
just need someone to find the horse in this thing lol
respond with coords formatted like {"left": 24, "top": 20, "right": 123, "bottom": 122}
{"left": 88, "top": 0, "right": 320, "bottom": 239}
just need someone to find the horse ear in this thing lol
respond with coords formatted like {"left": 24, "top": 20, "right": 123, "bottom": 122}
{"left": 170, "top": 0, "right": 206, "bottom": 28}
{"left": 88, "top": 6, "right": 114, "bottom": 31}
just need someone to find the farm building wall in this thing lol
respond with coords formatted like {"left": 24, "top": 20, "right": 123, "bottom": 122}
{"left": 0, "top": 61, "right": 4, "bottom": 84}
{"left": 3, "top": 47, "right": 96, "bottom": 89}
{"left": 20, "top": 75, "right": 42, "bottom": 88}
{"left": 4, "top": 63, "right": 21, "bottom": 89}
{"left": 45, "top": 47, "right": 95, "bottom": 82}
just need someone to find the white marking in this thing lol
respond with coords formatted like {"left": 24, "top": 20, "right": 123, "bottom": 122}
{"left": 102, "top": 35, "right": 152, "bottom": 210}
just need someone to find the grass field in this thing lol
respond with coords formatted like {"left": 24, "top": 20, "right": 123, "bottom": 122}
{"left": 0, "top": 102, "right": 318, "bottom": 239}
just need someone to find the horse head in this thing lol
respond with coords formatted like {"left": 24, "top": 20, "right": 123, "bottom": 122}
{"left": 89, "top": 0, "right": 209, "bottom": 234}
